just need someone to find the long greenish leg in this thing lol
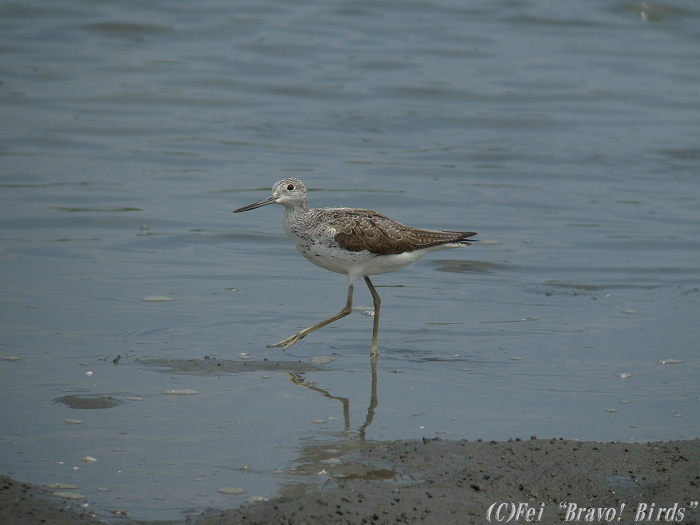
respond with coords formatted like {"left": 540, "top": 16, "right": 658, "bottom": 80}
{"left": 268, "top": 284, "right": 354, "bottom": 350}
{"left": 364, "top": 276, "right": 381, "bottom": 356}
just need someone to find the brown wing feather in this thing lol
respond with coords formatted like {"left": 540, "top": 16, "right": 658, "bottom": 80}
{"left": 328, "top": 209, "right": 476, "bottom": 255}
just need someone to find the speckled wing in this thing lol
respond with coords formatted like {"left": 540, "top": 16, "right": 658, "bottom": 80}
{"left": 326, "top": 208, "right": 477, "bottom": 255}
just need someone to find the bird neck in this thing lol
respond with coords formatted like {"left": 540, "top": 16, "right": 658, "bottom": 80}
{"left": 283, "top": 202, "right": 309, "bottom": 222}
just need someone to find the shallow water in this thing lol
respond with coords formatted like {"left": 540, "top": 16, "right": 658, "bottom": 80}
{"left": 1, "top": 0, "right": 699, "bottom": 521}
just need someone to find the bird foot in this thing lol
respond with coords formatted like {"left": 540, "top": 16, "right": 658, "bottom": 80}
{"left": 267, "top": 332, "right": 305, "bottom": 350}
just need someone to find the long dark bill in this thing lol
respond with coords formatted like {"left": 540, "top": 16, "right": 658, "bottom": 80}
{"left": 233, "top": 196, "right": 276, "bottom": 213}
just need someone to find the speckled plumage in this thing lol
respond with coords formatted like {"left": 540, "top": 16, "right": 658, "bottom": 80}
{"left": 233, "top": 177, "right": 477, "bottom": 355}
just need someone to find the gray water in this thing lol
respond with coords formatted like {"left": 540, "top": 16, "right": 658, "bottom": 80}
{"left": 1, "top": 0, "right": 699, "bottom": 521}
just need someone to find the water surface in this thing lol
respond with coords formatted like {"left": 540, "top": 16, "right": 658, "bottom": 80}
{"left": 1, "top": 0, "right": 699, "bottom": 521}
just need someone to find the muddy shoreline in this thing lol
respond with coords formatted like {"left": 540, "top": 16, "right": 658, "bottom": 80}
{"left": 2, "top": 437, "right": 698, "bottom": 525}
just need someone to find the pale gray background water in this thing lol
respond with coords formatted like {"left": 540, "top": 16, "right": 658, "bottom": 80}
{"left": 1, "top": 0, "right": 699, "bottom": 521}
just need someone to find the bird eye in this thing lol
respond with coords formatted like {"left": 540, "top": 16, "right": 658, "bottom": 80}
{"left": 287, "top": 183, "right": 294, "bottom": 191}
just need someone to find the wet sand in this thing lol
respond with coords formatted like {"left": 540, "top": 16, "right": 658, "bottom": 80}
{"left": 2, "top": 437, "right": 698, "bottom": 525}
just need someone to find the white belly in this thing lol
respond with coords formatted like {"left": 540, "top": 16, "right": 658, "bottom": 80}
{"left": 291, "top": 237, "right": 456, "bottom": 283}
